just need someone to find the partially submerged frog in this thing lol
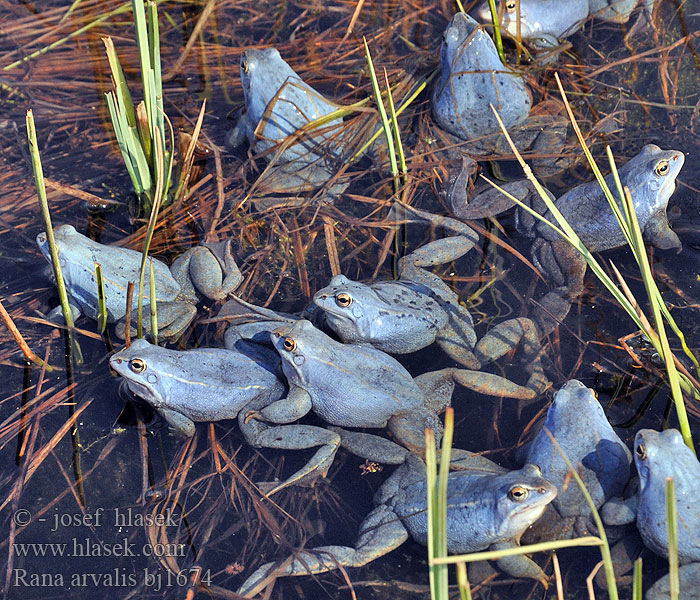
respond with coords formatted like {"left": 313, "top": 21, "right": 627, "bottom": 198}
{"left": 244, "top": 318, "right": 537, "bottom": 485}
{"left": 477, "top": 0, "right": 656, "bottom": 48}
{"left": 522, "top": 380, "right": 632, "bottom": 540}
{"left": 458, "top": 144, "right": 685, "bottom": 333}
{"left": 228, "top": 47, "right": 349, "bottom": 199}
{"left": 313, "top": 203, "right": 547, "bottom": 392}
{"left": 110, "top": 338, "right": 341, "bottom": 495}
{"left": 432, "top": 12, "right": 568, "bottom": 166}
{"left": 37, "top": 225, "right": 242, "bottom": 340}
{"left": 602, "top": 429, "right": 700, "bottom": 600}
{"left": 237, "top": 446, "right": 557, "bottom": 597}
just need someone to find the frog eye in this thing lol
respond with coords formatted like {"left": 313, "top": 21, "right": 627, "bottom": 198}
{"left": 654, "top": 160, "right": 669, "bottom": 176}
{"left": 241, "top": 58, "right": 249, "bottom": 74}
{"left": 282, "top": 337, "right": 296, "bottom": 352}
{"left": 129, "top": 358, "right": 146, "bottom": 373}
{"left": 505, "top": 0, "right": 517, "bottom": 11}
{"left": 635, "top": 442, "right": 646, "bottom": 460}
{"left": 509, "top": 486, "right": 529, "bottom": 502}
{"left": 335, "top": 293, "right": 352, "bottom": 308}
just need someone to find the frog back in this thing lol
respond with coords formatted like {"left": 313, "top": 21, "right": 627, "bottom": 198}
{"left": 432, "top": 13, "right": 531, "bottom": 141}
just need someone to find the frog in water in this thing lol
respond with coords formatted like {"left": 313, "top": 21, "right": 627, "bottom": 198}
{"left": 522, "top": 380, "right": 632, "bottom": 540}
{"left": 477, "top": 0, "right": 656, "bottom": 48}
{"left": 37, "top": 225, "right": 242, "bottom": 340}
{"left": 228, "top": 47, "right": 351, "bottom": 202}
{"left": 313, "top": 202, "right": 547, "bottom": 392}
{"left": 456, "top": 144, "right": 685, "bottom": 333}
{"left": 243, "top": 318, "right": 538, "bottom": 488}
{"left": 237, "top": 442, "right": 557, "bottom": 597}
{"left": 432, "top": 12, "right": 568, "bottom": 170}
{"left": 602, "top": 429, "right": 700, "bottom": 600}
{"left": 109, "top": 338, "right": 343, "bottom": 495}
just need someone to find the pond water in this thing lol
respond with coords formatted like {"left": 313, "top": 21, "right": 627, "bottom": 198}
{"left": 0, "top": 0, "right": 699, "bottom": 598}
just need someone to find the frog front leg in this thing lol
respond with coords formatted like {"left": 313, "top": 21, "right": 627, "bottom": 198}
{"left": 248, "top": 385, "right": 313, "bottom": 424}
{"left": 237, "top": 504, "right": 408, "bottom": 598}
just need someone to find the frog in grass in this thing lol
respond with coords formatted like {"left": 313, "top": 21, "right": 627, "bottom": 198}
{"left": 476, "top": 0, "right": 658, "bottom": 48}
{"left": 110, "top": 338, "right": 342, "bottom": 496}
{"left": 312, "top": 202, "right": 548, "bottom": 392}
{"left": 521, "top": 379, "right": 632, "bottom": 541}
{"left": 454, "top": 144, "right": 684, "bottom": 333}
{"left": 431, "top": 12, "right": 569, "bottom": 174}
{"left": 228, "top": 47, "right": 355, "bottom": 205}
{"left": 237, "top": 438, "right": 557, "bottom": 597}
{"left": 37, "top": 224, "right": 241, "bottom": 341}
{"left": 601, "top": 429, "right": 700, "bottom": 600}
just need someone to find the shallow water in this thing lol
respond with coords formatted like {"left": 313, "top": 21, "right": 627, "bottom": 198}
{"left": 0, "top": 0, "right": 699, "bottom": 598}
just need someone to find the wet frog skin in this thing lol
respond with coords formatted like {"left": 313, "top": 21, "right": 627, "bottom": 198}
{"left": 110, "top": 338, "right": 344, "bottom": 495}
{"left": 477, "top": 0, "right": 656, "bottom": 47}
{"left": 603, "top": 429, "right": 700, "bottom": 600}
{"left": 432, "top": 12, "right": 531, "bottom": 144}
{"left": 242, "top": 318, "right": 538, "bottom": 492}
{"left": 458, "top": 144, "right": 685, "bottom": 333}
{"left": 523, "top": 380, "right": 632, "bottom": 539}
{"left": 237, "top": 448, "right": 557, "bottom": 597}
{"left": 228, "top": 47, "right": 348, "bottom": 196}
{"left": 313, "top": 203, "right": 547, "bottom": 392}
{"left": 110, "top": 338, "right": 284, "bottom": 437}
{"left": 37, "top": 225, "right": 242, "bottom": 340}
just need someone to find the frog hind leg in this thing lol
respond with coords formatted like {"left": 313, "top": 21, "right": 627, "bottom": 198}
{"left": 475, "top": 317, "right": 549, "bottom": 393}
{"left": 436, "top": 305, "right": 480, "bottom": 369}
{"left": 388, "top": 408, "right": 443, "bottom": 454}
{"left": 171, "top": 242, "right": 242, "bottom": 302}
{"left": 435, "top": 368, "right": 537, "bottom": 401}
{"left": 114, "top": 301, "right": 196, "bottom": 342}
{"left": 328, "top": 427, "right": 411, "bottom": 465}
{"left": 239, "top": 418, "right": 341, "bottom": 496}
{"left": 236, "top": 504, "right": 408, "bottom": 598}
{"left": 531, "top": 237, "right": 586, "bottom": 336}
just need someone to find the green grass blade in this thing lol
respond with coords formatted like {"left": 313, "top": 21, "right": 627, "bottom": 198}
{"left": 632, "top": 557, "right": 643, "bottom": 600}
{"left": 382, "top": 68, "right": 407, "bottom": 190}
{"left": 353, "top": 72, "right": 433, "bottom": 160}
{"left": 27, "top": 110, "right": 82, "bottom": 364}
{"left": 102, "top": 37, "right": 137, "bottom": 128}
{"left": 94, "top": 262, "right": 107, "bottom": 334}
{"left": 434, "top": 409, "right": 453, "bottom": 598}
{"left": 665, "top": 477, "right": 679, "bottom": 599}
{"left": 136, "top": 126, "right": 166, "bottom": 338}
{"left": 147, "top": 1, "right": 164, "bottom": 135}
{"left": 431, "top": 536, "right": 603, "bottom": 564}
{"left": 27, "top": 111, "right": 73, "bottom": 329}
{"left": 456, "top": 561, "right": 472, "bottom": 600}
{"left": 363, "top": 38, "right": 399, "bottom": 188}
{"left": 619, "top": 186, "right": 694, "bottom": 453}
{"left": 543, "top": 430, "right": 618, "bottom": 599}
{"left": 425, "top": 426, "right": 439, "bottom": 598}
{"left": 148, "top": 259, "right": 158, "bottom": 346}
{"left": 486, "top": 0, "right": 506, "bottom": 64}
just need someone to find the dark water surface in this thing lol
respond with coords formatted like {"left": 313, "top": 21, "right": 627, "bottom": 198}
{"left": 0, "top": 0, "right": 699, "bottom": 598}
